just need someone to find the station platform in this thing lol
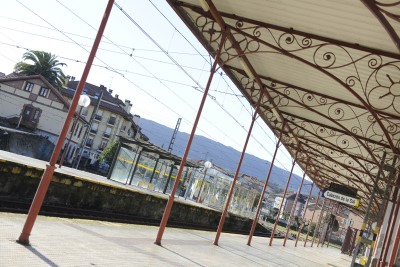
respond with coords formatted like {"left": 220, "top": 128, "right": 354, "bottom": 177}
{"left": 1, "top": 212, "right": 351, "bottom": 267}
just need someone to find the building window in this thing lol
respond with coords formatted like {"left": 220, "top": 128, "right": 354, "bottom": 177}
{"left": 74, "top": 124, "right": 80, "bottom": 136}
{"left": 107, "top": 115, "right": 116, "bottom": 125}
{"left": 24, "top": 82, "right": 34, "bottom": 92}
{"left": 86, "top": 138, "right": 94, "bottom": 147}
{"left": 33, "top": 110, "right": 40, "bottom": 120}
{"left": 81, "top": 107, "right": 88, "bottom": 117}
{"left": 94, "top": 109, "right": 103, "bottom": 121}
{"left": 99, "top": 139, "right": 108, "bottom": 150}
{"left": 91, "top": 122, "right": 99, "bottom": 134}
{"left": 77, "top": 126, "right": 83, "bottom": 138}
{"left": 103, "top": 126, "right": 112, "bottom": 138}
{"left": 20, "top": 105, "right": 41, "bottom": 129}
{"left": 39, "top": 87, "right": 49, "bottom": 97}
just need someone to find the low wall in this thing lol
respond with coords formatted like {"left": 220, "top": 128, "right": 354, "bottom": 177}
{"left": 0, "top": 127, "right": 54, "bottom": 161}
{"left": 0, "top": 160, "right": 268, "bottom": 234}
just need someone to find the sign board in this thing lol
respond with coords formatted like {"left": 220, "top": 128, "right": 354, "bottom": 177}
{"left": 323, "top": 190, "right": 360, "bottom": 207}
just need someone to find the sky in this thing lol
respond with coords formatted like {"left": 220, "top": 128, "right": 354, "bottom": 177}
{"left": 0, "top": 0, "right": 306, "bottom": 178}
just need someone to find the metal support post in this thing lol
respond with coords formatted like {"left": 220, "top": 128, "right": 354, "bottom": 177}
{"left": 351, "top": 152, "right": 386, "bottom": 267}
{"left": 295, "top": 182, "right": 314, "bottom": 247}
{"left": 378, "top": 191, "right": 397, "bottom": 266}
{"left": 269, "top": 145, "right": 300, "bottom": 246}
{"left": 149, "top": 158, "right": 160, "bottom": 184}
{"left": 128, "top": 150, "right": 142, "bottom": 185}
{"left": 318, "top": 201, "right": 330, "bottom": 248}
{"left": 247, "top": 123, "right": 285, "bottom": 246}
{"left": 385, "top": 172, "right": 400, "bottom": 267}
{"left": 283, "top": 166, "right": 307, "bottom": 246}
{"left": 107, "top": 141, "right": 121, "bottom": 179}
{"left": 59, "top": 106, "right": 82, "bottom": 168}
{"left": 326, "top": 202, "right": 338, "bottom": 248}
{"left": 305, "top": 191, "right": 320, "bottom": 247}
{"left": 196, "top": 167, "right": 209, "bottom": 202}
{"left": 213, "top": 81, "right": 266, "bottom": 246}
{"left": 75, "top": 91, "right": 103, "bottom": 169}
{"left": 311, "top": 197, "right": 326, "bottom": 247}
{"left": 163, "top": 165, "right": 175, "bottom": 194}
{"left": 155, "top": 33, "right": 227, "bottom": 246}
{"left": 17, "top": 0, "right": 114, "bottom": 245}
{"left": 367, "top": 157, "right": 396, "bottom": 267}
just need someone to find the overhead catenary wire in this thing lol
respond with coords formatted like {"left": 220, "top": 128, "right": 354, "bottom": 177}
{"left": 9, "top": 0, "right": 297, "bottom": 175}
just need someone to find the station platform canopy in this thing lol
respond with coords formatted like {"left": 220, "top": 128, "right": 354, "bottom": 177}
{"left": 118, "top": 136, "right": 201, "bottom": 168}
{"left": 167, "top": 0, "right": 400, "bottom": 215}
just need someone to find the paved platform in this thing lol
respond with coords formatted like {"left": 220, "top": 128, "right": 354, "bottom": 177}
{"left": 0, "top": 213, "right": 351, "bottom": 267}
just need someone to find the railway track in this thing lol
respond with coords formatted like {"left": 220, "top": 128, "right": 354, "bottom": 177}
{"left": 0, "top": 199, "right": 272, "bottom": 237}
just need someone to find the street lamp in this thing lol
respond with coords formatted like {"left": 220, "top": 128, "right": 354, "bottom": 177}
{"left": 196, "top": 160, "right": 212, "bottom": 203}
{"left": 59, "top": 94, "right": 91, "bottom": 167}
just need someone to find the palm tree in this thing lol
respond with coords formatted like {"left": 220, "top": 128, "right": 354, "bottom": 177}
{"left": 14, "top": 50, "right": 67, "bottom": 90}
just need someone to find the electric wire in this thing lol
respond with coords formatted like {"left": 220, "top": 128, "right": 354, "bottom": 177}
{"left": 10, "top": 1, "right": 298, "bottom": 176}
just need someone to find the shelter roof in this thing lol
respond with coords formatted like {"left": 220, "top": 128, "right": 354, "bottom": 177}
{"left": 118, "top": 136, "right": 201, "bottom": 168}
{"left": 168, "top": 0, "right": 400, "bottom": 215}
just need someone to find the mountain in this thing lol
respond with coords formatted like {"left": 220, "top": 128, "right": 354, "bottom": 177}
{"left": 138, "top": 117, "right": 313, "bottom": 194}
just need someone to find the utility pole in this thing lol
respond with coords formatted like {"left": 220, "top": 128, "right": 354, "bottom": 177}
{"left": 168, "top": 118, "right": 181, "bottom": 153}
{"left": 162, "top": 118, "right": 182, "bottom": 194}
{"left": 75, "top": 91, "right": 103, "bottom": 168}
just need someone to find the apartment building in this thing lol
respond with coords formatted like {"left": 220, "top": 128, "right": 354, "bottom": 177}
{"left": 61, "top": 80, "right": 144, "bottom": 165}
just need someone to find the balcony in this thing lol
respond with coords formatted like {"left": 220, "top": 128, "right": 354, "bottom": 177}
{"left": 107, "top": 117, "right": 116, "bottom": 125}
{"left": 103, "top": 132, "right": 111, "bottom": 139}
{"left": 90, "top": 128, "right": 97, "bottom": 134}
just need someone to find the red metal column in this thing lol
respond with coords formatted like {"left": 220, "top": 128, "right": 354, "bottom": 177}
{"left": 283, "top": 167, "right": 307, "bottom": 246}
{"left": 268, "top": 145, "right": 300, "bottom": 246}
{"left": 17, "top": 0, "right": 114, "bottom": 246}
{"left": 304, "top": 191, "right": 320, "bottom": 247}
{"left": 311, "top": 197, "right": 326, "bottom": 247}
{"left": 155, "top": 33, "right": 227, "bottom": 246}
{"left": 247, "top": 124, "right": 285, "bottom": 246}
{"left": 213, "top": 88, "right": 265, "bottom": 246}
{"left": 388, "top": 206, "right": 400, "bottom": 266}
{"left": 295, "top": 182, "right": 314, "bottom": 247}
{"left": 380, "top": 174, "right": 400, "bottom": 266}
{"left": 326, "top": 202, "right": 339, "bottom": 248}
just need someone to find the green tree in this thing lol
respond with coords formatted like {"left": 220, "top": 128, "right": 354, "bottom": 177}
{"left": 14, "top": 50, "right": 67, "bottom": 90}
{"left": 99, "top": 140, "right": 119, "bottom": 165}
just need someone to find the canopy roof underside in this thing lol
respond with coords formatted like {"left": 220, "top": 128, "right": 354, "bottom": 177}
{"left": 168, "top": 0, "right": 400, "bottom": 216}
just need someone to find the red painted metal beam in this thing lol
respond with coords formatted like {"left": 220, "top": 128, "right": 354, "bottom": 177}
{"left": 16, "top": 0, "right": 115, "bottom": 245}
{"left": 304, "top": 191, "right": 321, "bottom": 247}
{"left": 311, "top": 198, "right": 326, "bottom": 247}
{"left": 283, "top": 167, "right": 307, "bottom": 246}
{"left": 247, "top": 124, "right": 285, "bottom": 246}
{"left": 295, "top": 182, "right": 314, "bottom": 247}
{"left": 155, "top": 32, "right": 227, "bottom": 246}
{"left": 361, "top": 0, "right": 400, "bottom": 52}
{"left": 213, "top": 85, "right": 266, "bottom": 246}
{"left": 269, "top": 145, "right": 300, "bottom": 246}
{"left": 177, "top": 1, "right": 400, "bottom": 59}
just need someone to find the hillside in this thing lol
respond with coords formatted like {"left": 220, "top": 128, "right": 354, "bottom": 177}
{"left": 139, "top": 118, "right": 312, "bottom": 194}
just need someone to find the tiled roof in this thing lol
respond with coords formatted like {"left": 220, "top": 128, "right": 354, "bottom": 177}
{"left": 0, "top": 73, "right": 71, "bottom": 109}
{"left": 63, "top": 81, "right": 131, "bottom": 120}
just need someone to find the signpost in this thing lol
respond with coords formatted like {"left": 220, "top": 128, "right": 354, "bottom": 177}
{"left": 322, "top": 183, "right": 360, "bottom": 207}
{"left": 323, "top": 190, "right": 360, "bottom": 207}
